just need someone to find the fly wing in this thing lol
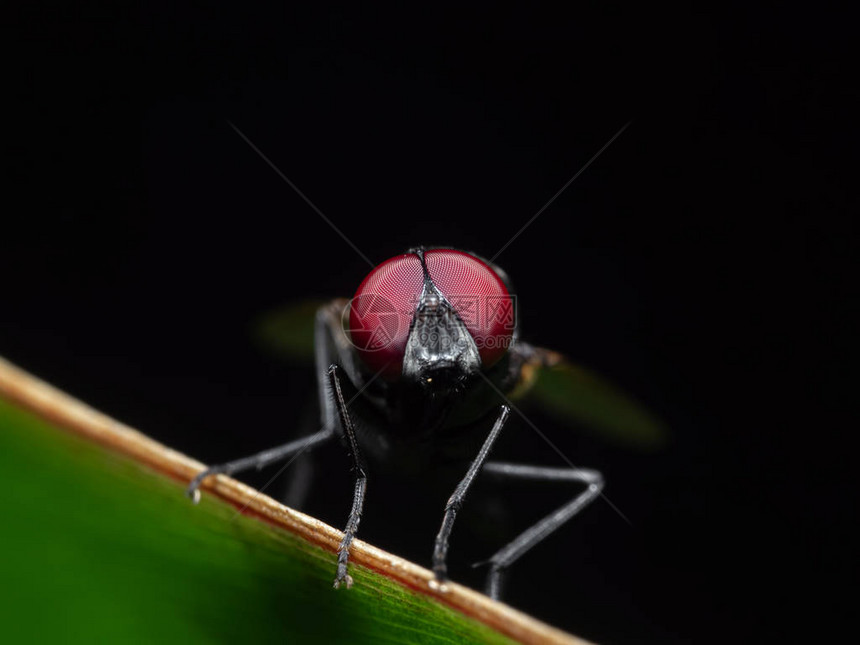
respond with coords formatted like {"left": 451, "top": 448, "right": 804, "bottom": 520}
{"left": 510, "top": 344, "right": 668, "bottom": 450}
{"left": 252, "top": 299, "right": 328, "bottom": 362}
{"left": 253, "top": 303, "right": 667, "bottom": 449}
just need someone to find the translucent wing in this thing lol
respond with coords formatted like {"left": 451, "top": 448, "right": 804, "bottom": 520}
{"left": 252, "top": 299, "right": 326, "bottom": 362}
{"left": 254, "top": 302, "right": 668, "bottom": 450}
{"left": 512, "top": 346, "right": 668, "bottom": 450}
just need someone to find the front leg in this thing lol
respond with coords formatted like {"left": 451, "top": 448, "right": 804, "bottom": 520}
{"left": 327, "top": 364, "right": 368, "bottom": 589}
{"left": 432, "top": 405, "right": 511, "bottom": 582}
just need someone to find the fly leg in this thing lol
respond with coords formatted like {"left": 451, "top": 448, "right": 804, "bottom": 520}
{"left": 187, "top": 305, "right": 346, "bottom": 504}
{"left": 283, "top": 452, "right": 315, "bottom": 509}
{"left": 328, "top": 364, "right": 368, "bottom": 590}
{"left": 478, "top": 462, "right": 604, "bottom": 600}
{"left": 185, "top": 427, "right": 335, "bottom": 503}
{"left": 432, "top": 405, "right": 511, "bottom": 582}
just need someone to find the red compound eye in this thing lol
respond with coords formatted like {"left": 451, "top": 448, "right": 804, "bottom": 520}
{"left": 424, "top": 250, "right": 514, "bottom": 367}
{"left": 347, "top": 254, "right": 424, "bottom": 379}
{"left": 348, "top": 250, "right": 514, "bottom": 379}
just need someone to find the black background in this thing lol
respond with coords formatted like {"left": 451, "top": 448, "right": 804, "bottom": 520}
{"left": 4, "top": 5, "right": 853, "bottom": 644}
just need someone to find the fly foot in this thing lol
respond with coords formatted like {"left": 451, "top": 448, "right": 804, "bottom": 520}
{"left": 333, "top": 567, "right": 354, "bottom": 590}
{"left": 186, "top": 466, "right": 225, "bottom": 504}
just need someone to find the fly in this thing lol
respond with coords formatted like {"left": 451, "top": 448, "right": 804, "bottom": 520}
{"left": 186, "top": 246, "right": 658, "bottom": 599}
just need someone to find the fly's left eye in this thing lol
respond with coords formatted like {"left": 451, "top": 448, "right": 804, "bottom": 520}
{"left": 348, "top": 254, "right": 425, "bottom": 379}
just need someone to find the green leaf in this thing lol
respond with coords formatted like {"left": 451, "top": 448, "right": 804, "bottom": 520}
{"left": 0, "top": 358, "right": 589, "bottom": 645}
{"left": 529, "top": 361, "right": 668, "bottom": 450}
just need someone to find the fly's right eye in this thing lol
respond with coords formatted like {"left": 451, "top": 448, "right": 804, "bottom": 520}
{"left": 347, "top": 254, "right": 425, "bottom": 379}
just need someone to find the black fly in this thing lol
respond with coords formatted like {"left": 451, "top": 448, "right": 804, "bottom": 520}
{"left": 186, "top": 246, "right": 607, "bottom": 600}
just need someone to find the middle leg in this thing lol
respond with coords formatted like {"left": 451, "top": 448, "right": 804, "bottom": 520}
{"left": 478, "top": 462, "right": 604, "bottom": 599}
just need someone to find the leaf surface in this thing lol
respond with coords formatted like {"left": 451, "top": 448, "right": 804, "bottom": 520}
{"left": 0, "top": 357, "right": 590, "bottom": 645}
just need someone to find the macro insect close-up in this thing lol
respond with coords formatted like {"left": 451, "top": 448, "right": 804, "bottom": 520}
{"left": 186, "top": 246, "right": 628, "bottom": 599}
{"left": 3, "top": 6, "right": 842, "bottom": 644}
